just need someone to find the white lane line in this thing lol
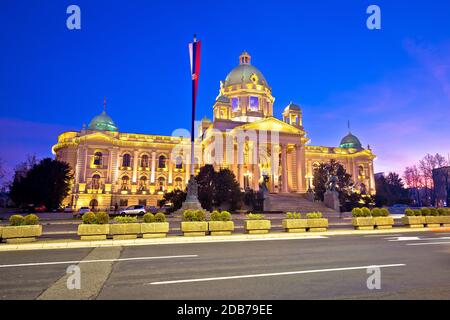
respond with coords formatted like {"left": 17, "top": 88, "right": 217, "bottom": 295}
{"left": 149, "top": 264, "right": 406, "bottom": 285}
{"left": 407, "top": 242, "right": 450, "bottom": 246}
{"left": 389, "top": 237, "right": 450, "bottom": 242}
{"left": 0, "top": 255, "right": 198, "bottom": 268}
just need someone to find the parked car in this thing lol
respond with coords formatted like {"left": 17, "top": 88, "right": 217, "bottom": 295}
{"left": 75, "top": 207, "right": 91, "bottom": 217}
{"left": 119, "top": 205, "right": 146, "bottom": 216}
{"left": 146, "top": 206, "right": 158, "bottom": 214}
{"left": 35, "top": 205, "right": 47, "bottom": 213}
{"left": 388, "top": 204, "right": 410, "bottom": 215}
{"left": 64, "top": 206, "right": 74, "bottom": 213}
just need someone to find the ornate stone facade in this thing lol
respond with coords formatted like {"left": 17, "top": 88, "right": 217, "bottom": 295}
{"left": 53, "top": 51, "right": 376, "bottom": 210}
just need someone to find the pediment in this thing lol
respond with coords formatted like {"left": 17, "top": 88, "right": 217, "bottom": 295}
{"left": 232, "top": 117, "right": 304, "bottom": 135}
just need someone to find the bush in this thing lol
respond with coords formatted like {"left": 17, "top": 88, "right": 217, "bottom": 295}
{"left": 414, "top": 209, "right": 422, "bottom": 216}
{"left": 210, "top": 211, "right": 232, "bottom": 222}
{"left": 220, "top": 211, "right": 232, "bottom": 222}
{"left": 405, "top": 209, "right": 414, "bottom": 216}
{"left": 82, "top": 212, "right": 96, "bottom": 224}
{"left": 24, "top": 214, "right": 39, "bottom": 225}
{"left": 9, "top": 215, "right": 25, "bottom": 226}
{"left": 371, "top": 208, "right": 381, "bottom": 217}
{"left": 154, "top": 212, "right": 166, "bottom": 222}
{"left": 286, "top": 212, "right": 302, "bottom": 219}
{"left": 306, "top": 212, "right": 323, "bottom": 219}
{"left": 183, "top": 210, "right": 206, "bottom": 222}
{"left": 182, "top": 210, "right": 195, "bottom": 221}
{"left": 114, "top": 215, "right": 137, "bottom": 223}
{"left": 429, "top": 208, "right": 439, "bottom": 216}
{"left": 210, "top": 210, "right": 221, "bottom": 221}
{"left": 351, "top": 208, "right": 363, "bottom": 217}
{"left": 361, "top": 207, "right": 371, "bottom": 217}
{"left": 247, "top": 213, "right": 265, "bottom": 220}
{"left": 380, "top": 208, "right": 390, "bottom": 217}
{"left": 438, "top": 208, "right": 446, "bottom": 216}
{"left": 143, "top": 212, "right": 155, "bottom": 223}
{"left": 95, "top": 212, "right": 109, "bottom": 224}
{"left": 421, "top": 208, "right": 431, "bottom": 216}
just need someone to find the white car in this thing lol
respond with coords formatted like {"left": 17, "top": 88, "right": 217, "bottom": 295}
{"left": 119, "top": 205, "right": 146, "bottom": 216}
{"left": 76, "top": 207, "right": 91, "bottom": 217}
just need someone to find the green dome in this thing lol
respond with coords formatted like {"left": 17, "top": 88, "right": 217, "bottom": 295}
{"left": 224, "top": 64, "right": 268, "bottom": 87}
{"left": 340, "top": 133, "right": 362, "bottom": 149}
{"left": 88, "top": 111, "right": 118, "bottom": 132}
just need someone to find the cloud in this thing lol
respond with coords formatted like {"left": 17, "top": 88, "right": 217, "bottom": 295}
{"left": 304, "top": 39, "right": 450, "bottom": 175}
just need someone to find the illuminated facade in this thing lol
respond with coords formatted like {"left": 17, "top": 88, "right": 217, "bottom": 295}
{"left": 53, "top": 52, "right": 376, "bottom": 210}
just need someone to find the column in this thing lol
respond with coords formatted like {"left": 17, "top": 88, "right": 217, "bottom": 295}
{"left": 271, "top": 144, "right": 279, "bottom": 193}
{"left": 132, "top": 150, "right": 139, "bottom": 183}
{"left": 237, "top": 141, "right": 244, "bottom": 188}
{"left": 150, "top": 151, "right": 156, "bottom": 183}
{"left": 296, "top": 144, "right": 303, "bottom": 193}
{"left": 253, "top": 143, "right": 260, "bottom": 190}
{"left": 281, "top": 144, "right": 288, "bottom": 193}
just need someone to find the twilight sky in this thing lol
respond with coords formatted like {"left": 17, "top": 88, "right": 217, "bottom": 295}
{"left": 1, "top": 0, "right": 450, "bottom": 181}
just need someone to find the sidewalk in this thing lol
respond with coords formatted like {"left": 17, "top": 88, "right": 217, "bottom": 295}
{"left": 0, "top": 227, "right": 438, "bottom": 252}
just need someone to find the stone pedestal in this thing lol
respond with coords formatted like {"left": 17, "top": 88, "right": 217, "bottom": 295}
{"left": 306, "top": 189, "right": 315, "bottom": 202}
{"left": 176, "top": 176, "right": 203, "bottom": 214}
{"left": 324, "top": 190, "right": 340, "bottom": 212}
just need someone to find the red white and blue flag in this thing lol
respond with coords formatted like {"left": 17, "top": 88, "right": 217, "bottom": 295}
{"left": 188, "top": 35, "right": 201, "bottom": 142}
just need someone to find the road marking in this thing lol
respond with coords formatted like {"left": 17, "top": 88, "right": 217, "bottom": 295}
{"left": 149, "top": 264, "right": 406, "bottom": 285}
{"left": 365, "top": 234, "right": 404, "bottom": 238}
{"left": 406, "top": 241, "right": 450, "bottom": 246}
{"left": 388, "top": 237, "right": 450, "bottom": 242}
{"left": 0, "top": 255, "right": 198, "bottom": 268}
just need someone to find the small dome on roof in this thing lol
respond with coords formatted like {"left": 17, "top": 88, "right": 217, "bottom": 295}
{"left": 340, "top": 133, "right": 362, "bottom": 149}
{"left": 88, "top": 110, "right": 118, "bottom": 132}
{"left": 284, "top": 102, "right": 301, "bottom": 112}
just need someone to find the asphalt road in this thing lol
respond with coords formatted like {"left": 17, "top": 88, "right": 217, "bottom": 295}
{"left": 0, "top": 232, "right": 449, "bottom": 300}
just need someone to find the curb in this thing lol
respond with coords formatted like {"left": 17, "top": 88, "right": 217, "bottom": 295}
{"left": 0, "top": 227, "right": 434, "bottom": 252}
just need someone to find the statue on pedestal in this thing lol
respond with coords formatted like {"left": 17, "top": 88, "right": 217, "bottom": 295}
{"left": 176, "top": 175, "right": 203, "bottom": 214}
{"left": 324, "top": 173, "right": 340, "bottom": 212}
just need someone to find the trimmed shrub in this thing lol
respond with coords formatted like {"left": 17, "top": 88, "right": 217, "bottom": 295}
{"left": 421, "top": 208, "right": 431, "bottom": 216}
{"left": 286, "top": 212, "right": 302, "bottom": 219}
{"left": 9, "top": 215, "right": 25, "bottom": 226}
{"left": 114, "top": 215, "right": 137, "bottom": 223}
{"left": 182, "top": 209, "right": 195, "bottom": 221}
{"left": 247, "top": 213, "right": 265, "bottom": 220}
{"left": 405, "top": 209, "right": 414, "bottom": 217}
{"left": 182, "top": 210, "right": 206, "bottom": 221}
{"left": 351, "top": 208, "right": 363, "bottom": 217}
{"left": 210, "top": 210, "right": 221, "bottom": 221}
{"left": 95, "top": 212, "right": 110, "bottom": 224}
{"left": 361, "top": 207, "right": 371, "bottom": 217}
{"left": 429, "top": 208, "right": 439, "bottom": 216}
{"left": 220, "top": 211, "right": 232, "bottom": 222}
{"left": 380, "top": 208, "right": 390, "bottom": 217}
{"left": 306, "top": 212, "right": 323, "bottom": 219}
{"left": 82, "top": 212, "right": 96, "bottom": 224}
{"left": 414, "top": 209, "right": 422, "bottom": 216}
{"left": 371, "top": 208, "right": 382, "bottom": 217}
{"left": 154, "top": 212, "right": 167, "bottom": 222}
{"left": 143, "top": 212, "right": 155, "bottom": 223}
{"left": 24, "top": 214, "right": 39, "bottom": 225}
{"left": 437, "top": 208, "right": 446, "bottom": 216}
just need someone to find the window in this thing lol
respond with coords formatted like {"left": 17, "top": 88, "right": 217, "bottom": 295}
{"left": 175, "top": 156, "right": 183, "bottom": 170}
{"left": 158, "top": 177, "right": 166, "bottom": 192}
{"left": 119, "top": 199, "right": 128, "bottom": 207}
{"left": 231, "top": 98, "right": 239, "bottom": 111}
{"left": 121, "top": 176, "right": 130, "bottom": 190}
{"left": 92, "top": 174, "right": 101, "bottom": 190}
{"left": 93, "top": 152, "right": 102, "bottom": 166}
{"left": 89, "top": 199, "right": 98, "bottom": 210}
{"left": 158, "top": 155, "right": 167, "bottom": 169}
{"left": 141, "top": 155, "right": 149, "bottom": 168}
{"left": 174, "top": 177, "right": 183, "bottom": 190}
{"left": 138, "top": 199, "right": 147, "bottom": 206}
{"left": 139, "top": 176, "right": 147, "bottom": 191}
{"left": 359, "top": 165, "right": 365, "bottom": 177}
{"left": 122, "top": 154, "right": 131, "bottom": 167}
{"left": 248, "top": 96, "right": 259, "bottom": 112}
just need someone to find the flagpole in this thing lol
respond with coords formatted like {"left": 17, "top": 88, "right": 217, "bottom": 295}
{"left": 190, "top": 35, "right": 197, "bottom": 177}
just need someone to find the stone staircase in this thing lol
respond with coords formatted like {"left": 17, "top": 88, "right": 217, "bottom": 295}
{"left": 265, "top": 193, "right": 336, "bottom": 214}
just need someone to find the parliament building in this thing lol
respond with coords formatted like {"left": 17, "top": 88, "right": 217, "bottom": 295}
{"left": 52, "top": 52, "right": 376, "bottom": 210}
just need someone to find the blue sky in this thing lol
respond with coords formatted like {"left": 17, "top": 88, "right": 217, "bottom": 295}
{"left": 1, "top": 0, "right": 450, "bottom": 179}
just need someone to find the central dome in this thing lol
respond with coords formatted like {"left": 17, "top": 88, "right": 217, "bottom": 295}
{"left": 224, "top": 52, "right": 268, "bottom": 87}
{"left": 340, "top": 133, "right": 362, "bottom": 149}
{"left": 89, "top": 111, "right": 118, "bottom": 132}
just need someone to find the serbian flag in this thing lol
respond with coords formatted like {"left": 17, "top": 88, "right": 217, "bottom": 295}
{"left": 189, "top": 35, "right": 202, "bottom": 139}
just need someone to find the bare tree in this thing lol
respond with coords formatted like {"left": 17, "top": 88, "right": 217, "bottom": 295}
{"left": 418, "top": 153, "right": 448, "bottom": 206}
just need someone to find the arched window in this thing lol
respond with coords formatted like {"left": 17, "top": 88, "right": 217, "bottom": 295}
{"left": 175, "top": 156, "right": 183, "bottom": 170}
{"left": 359, "top": 165, "right": 365, "bottom": 177}
{"left": 141, "top": 155, "right": 149, "bottom": 168}
{"left": 121, "top": 176, "right": 130, "bottom": 190}
{"left": 158, "top": 155, "right": 167, "bottom": 169}
{"left": 174, "top": 177, "right": 183, "bottom": 190}
{"left": 122, "top": 154, "right": 131, "bottom": 167}
{"left": 93, "top": 152, "right": 102, "bottom": 166}
{"left": 89, "top": 199, "right": 98, "bottom": 210}
{"left": 139, "top": 176, "right": 147, "bottom": 191}
{"left": 92, "top": 174, "right": 101, "bottom": 190}
{"left": 158, "top": 177, "right": 166, "bottom": 192}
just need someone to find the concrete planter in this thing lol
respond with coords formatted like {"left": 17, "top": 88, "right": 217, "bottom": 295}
{"left": 402, "top": 216, "right": 426, "bottom": 228}
{"left": 77, "top": 224, "right": 110, "bottom": 241}
{"left": 374, "top": 217, "right": 394, "bottom": 229}
{"left": 110, "top": 223, "right": 141, "bottom": 240}
{"left": 439, "top": 216, "right": 450, "bottom": 227}
{"left": 181, "top": 221, "right": 208, "bottom": 236}
{"left": 2, "top": 225, "right": 42, "bottom": 244}
{"left": 140, "top": 222, "right": 169, "bottom": 238}
{"left": 307, "top": 219, "right": 328, "bottom": 232}
{"left": 425, "top": 216, "right": 442, "bottom": 228}
{"left": 352, "top": 217, "right": 375, "bottom": 230}
{"left": 208, "top": 221, "right": 234, "bottom": 236}
{"left": 244, "top": 220, "right": 271, "bottom": 234}
{"left": 282, "top": 219, "right": 308, "bottom": 233}
{"left": 0, "top": 226, "right": 3, "bottom": 239}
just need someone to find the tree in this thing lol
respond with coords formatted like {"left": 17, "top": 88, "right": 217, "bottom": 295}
{"left": 375, "top": 172, "right": 410, "bottom": 206}
{"left": 161, "top": 189, "right": 187, "bottom": 213}
{"left": 9, "top": 158, "right": 73, "bottom": 210}
{"left": 196, "top": 165, "right": 216, "bottom": 211}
